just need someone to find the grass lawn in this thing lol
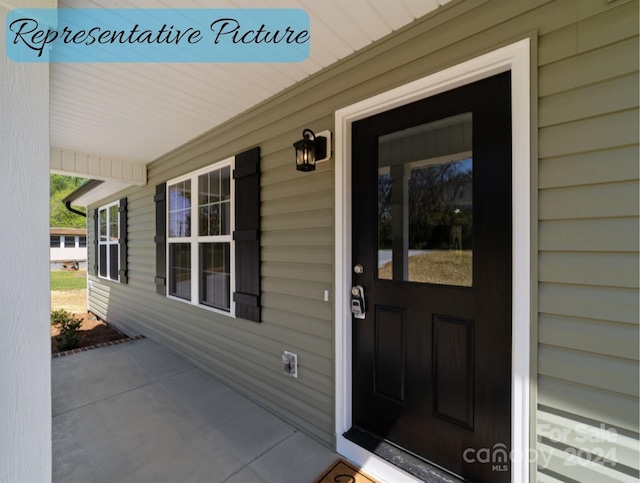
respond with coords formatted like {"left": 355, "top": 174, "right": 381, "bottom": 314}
{"left": 379, "top": 250, "right": 472, "bottom": 286}
{"left": 51, "top": 270, "right": 87, "bottom": 291}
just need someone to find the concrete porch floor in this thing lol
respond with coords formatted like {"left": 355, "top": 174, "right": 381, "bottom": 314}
{"left": 52, "top": 338, "right": 338, "bottom": 482}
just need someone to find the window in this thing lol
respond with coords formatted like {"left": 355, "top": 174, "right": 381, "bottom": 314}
{"left": 155, "top": 147, "right": 260, "bottom": 322}
{"left": 166, "top": 159, "right": 234, "bottom": 314}
{"left": 78, "top": 236, "right": 87, "bottom": 248}
{"left": 50, "top": 235, "right": 61, "bottom": 248}
{"left": 97, "top": 201, "right": 121, "bottom": 281}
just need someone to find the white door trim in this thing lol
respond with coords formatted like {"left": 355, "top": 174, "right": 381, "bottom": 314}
{"left": 334, "top": 38, "right": 531, "bottom": 483}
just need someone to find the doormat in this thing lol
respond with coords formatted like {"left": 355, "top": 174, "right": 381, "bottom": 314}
{"left": 315, "top": 459, "right": 379, "bottom": 483}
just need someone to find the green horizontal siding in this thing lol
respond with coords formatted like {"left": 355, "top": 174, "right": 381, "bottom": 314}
{"left": 538, "top": 410, "right": 640, "bottom": 470}
{"left": 540, "top": 283, "right": 638, "bottom": 325}
{"left": 539, "top": 73, "right": 639, "bottom": 128}
{"left": 539, "top": 180, "right": 638, "bottom": 220}
{"left": 540, "top": 217, "right": 638, "bottom": 252}
{"left": 539, "top": 145, "right": 639, "bottom": 189}
{"left": 539, "top": 252, "right": 639, "bottom": 288}
{"left": 539, "top": 376, "right": 637, "bottom": 433}
{"left": 535, "top": 2, "right": 639, "bottom": 481}
{"left": 539, "top": 346, "right": 638, "bottom": 396}
{"left": 538, "top": 36, "right": 639, "bottom": 97}
{"left": 539, "top": 110, "right": 638, "bottom": 159}
{"left": 539, "top": 314, "right": 639, "bottom": 360}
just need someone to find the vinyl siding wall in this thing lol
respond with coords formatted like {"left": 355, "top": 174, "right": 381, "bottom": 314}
{"left": 87, "top": 0, "right": 639, "bottom": 480}
{"left": 535, "top": 1, "right": 639, "bottom": 480}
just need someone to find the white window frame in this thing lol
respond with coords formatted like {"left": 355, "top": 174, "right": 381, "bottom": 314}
{"left": 97, "top": 200, "right": 121, "bottom": 282}
{"left": 166, "top": 157, "right": 236, "bottom": 317}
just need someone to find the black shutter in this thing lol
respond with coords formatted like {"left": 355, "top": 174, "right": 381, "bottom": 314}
{"left": 234, "top": 147, "right": 261, "bottom": 322}
{"left": 154, "top": 183, "right": 167, "bottom": 295}
{"left": 93, "top": 209, "right": 99, "bottom": 276}
{"left": 118, "top": 198, "right": 128, "bottom": 284}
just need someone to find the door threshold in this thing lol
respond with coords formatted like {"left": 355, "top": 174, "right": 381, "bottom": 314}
{"left": 344, "top": 427, "right": 466, "bottom": 483}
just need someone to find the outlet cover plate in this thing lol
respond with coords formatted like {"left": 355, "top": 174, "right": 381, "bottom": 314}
{"left": 283, "top": 350, "right": 298, "bottom": 378}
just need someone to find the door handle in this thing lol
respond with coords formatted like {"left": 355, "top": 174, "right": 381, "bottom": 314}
{"left": 351, "top": 285, "right": 366, "bottom": 319}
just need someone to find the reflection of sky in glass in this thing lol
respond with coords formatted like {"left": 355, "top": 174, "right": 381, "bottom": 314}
{"left": 457, "top": 158, "right": 472, "bottom": 173}
{"left": 99, "top": 209, "right": 107, "bottom": 239}
{"left": 169, "top": 180, "right": 191, "bottom": 238}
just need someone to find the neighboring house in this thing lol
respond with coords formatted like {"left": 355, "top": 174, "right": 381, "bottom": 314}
{"left": 31, "top": 1, "right": 640, "bottom": 482}
{"left": 50, "top": 227, "right": 87, "bottom": 268}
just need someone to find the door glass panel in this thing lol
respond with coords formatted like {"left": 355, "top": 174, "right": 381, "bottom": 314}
{"left": 377, "top": 112, "right": 473, "bottom": 287}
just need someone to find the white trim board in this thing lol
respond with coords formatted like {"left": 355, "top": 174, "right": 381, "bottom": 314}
{"left": 334, "top": 38, "right": 531, "bottom": 483}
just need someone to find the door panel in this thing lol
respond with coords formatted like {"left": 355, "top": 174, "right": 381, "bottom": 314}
{"left": 374, "top": 306, "right": 406, "bottom": 403}
{"left": 350, "top": 72, "right": 512, "bottom": 482}
{"left": 433, "top": 315, "right": 474, "bottom": 429}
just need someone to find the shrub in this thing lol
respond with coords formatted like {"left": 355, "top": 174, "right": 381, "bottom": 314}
{"left": 51, "top": 310, "right": 83, "bottom": 351}
{"left": 50, "top": 309, "right": 69, "bottom": 326}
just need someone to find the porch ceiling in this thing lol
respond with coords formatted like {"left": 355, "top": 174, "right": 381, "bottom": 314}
{"left": 52, "top": 0, "right": 451, "bottom": 197}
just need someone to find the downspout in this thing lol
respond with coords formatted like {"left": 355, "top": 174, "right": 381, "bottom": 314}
{"left": 60, "top": 179, "right": 104, "bottom": 276}
{"left": 61, "top": 179, "right": 104, "bottom": 214}
{"left": 65, "top": 201, "right": 86, "bottom": 218}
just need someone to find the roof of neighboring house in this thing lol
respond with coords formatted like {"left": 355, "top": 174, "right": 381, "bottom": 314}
{"left": 50, "top": 228, "right": 86, "bottom": 236}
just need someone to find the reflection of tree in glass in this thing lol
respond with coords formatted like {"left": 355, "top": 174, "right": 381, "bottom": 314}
{"left": 200, "top": 205, "right": 222, "bottom": 237}
{"left": 410, "top": 159, "right": 472, "bottom": 250}
{"left": 377, "top": 159, "right": 472, "bottom": 251}
{"left": 378, "top": 173, "right": 393, "bottom": 249}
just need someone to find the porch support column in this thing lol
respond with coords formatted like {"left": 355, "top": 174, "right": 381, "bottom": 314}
{"left": 390, "top": 163, "right": 409, "bottom": 281}
{"left": 1, "top": 1, "right": 53, "bottom": 482}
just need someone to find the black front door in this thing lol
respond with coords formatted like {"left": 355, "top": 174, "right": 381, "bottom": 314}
{"left": 349, "top": 72, "right": 512, "bottom": 482}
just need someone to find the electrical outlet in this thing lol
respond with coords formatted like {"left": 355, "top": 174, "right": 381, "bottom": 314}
{"left": 282, "top": 350, "right": 298, "bottom": 378}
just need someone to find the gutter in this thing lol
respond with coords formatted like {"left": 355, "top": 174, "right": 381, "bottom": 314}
{"left": 65, "top": 201, "right": 87, "bottom": 218}
{"left": 61, "top": 179, "right": 104, "bottom": 218}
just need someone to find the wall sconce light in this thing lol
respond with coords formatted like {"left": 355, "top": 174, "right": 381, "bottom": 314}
{"left": 293, "top": 129, "right": 331, "bottom": 172}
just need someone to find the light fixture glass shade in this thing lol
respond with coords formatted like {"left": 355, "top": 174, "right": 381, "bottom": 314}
{"left": 294, "top": 129, "right": 317, "bottom": 172}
